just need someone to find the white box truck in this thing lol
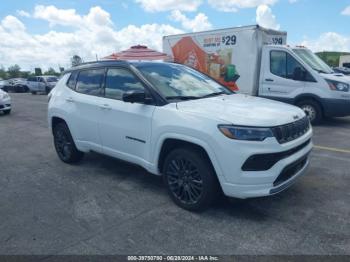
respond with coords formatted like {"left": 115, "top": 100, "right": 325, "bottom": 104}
{"left": 163, "top": 25, "right": 350, "bottom": 124}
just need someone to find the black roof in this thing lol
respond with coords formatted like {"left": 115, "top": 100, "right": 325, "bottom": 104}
{"left": 65, "top": 60, "right": 129, "bottom": 72}
{"left": 64, "top": 60, "right": 170, "bottom": 73}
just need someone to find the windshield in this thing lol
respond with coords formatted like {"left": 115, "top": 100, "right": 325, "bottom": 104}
{"left": 293, "top": 48, "right": 333, "bottom": 74}
{"left": 46, "top": 77, "right": 58, "bottom": 82}
{"left": 135, "top": 63, "right": 232, "bottom": 101}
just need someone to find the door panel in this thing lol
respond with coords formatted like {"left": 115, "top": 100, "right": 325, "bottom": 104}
{"left": 99, "top": 100, "right": 154, "bottom": 163}
{"left": 69, "top": 68, "right": 105, "bottom": 152}
{"left": 260, "top": 48, "right": 305, "bottom": 102}
{"left": 98, "top": 67, "right": 155, "bottom": 165}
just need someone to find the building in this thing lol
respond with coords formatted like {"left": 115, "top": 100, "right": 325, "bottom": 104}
{"left": 339, "top": 55, "right": 350, "bottom": 68}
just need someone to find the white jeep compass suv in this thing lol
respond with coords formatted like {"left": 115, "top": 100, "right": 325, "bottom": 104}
{"left": 48, "top": 61, "right": 313, "bottom": 211}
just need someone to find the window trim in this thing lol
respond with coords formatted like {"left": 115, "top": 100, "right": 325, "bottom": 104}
{"left": 63, "top": 65, "right": 168, "bottom": 106}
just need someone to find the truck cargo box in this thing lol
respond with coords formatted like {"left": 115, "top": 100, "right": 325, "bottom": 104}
{"left": 163, "top": 25, "right": 287, "bottom": 95}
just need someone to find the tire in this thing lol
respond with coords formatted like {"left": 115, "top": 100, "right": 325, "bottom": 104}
{"left": 31, "top": 91, "right": 37, "bottom": 95}
{"left": 53, "top": 122, "right": 84, "bottom": 163}
{"left": 297, "top": 100, "right": 323, "bottom": 125}
{"left": 3, "top": 109, "right": 11, "bottom": 115}
{"left": 45, "top": 86, "right": 50, "bottom": 95}
{"left": 162, "top": 147, "right": 220, "bottom": 211}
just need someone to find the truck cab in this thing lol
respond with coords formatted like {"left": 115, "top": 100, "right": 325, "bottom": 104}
{"left": 259, "top": 45, "right": 350, "bottom": 124}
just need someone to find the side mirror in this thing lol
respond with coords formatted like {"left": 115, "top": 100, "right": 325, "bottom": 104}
{"left": 293, "top": 67, "right": 305, "bottom": 81}
{"left": 122, "top": 90, "right": 150, "bottom": 104}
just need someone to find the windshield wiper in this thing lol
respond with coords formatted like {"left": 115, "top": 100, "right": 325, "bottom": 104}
{"left": 200, "top": 91, "right": 227, "bottom": 99}
{"left": 165, "top": 95, "right": 200, "bottom": 101}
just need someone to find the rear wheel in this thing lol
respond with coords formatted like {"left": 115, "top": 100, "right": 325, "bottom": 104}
{"left": 53, "top": 122, "right": 84, "bottom": 163}
{"left": 163, "top": 147, "right": 220, "bottom": 211}
{"left": 297, "top": 100, "right": 323, "bottom": 125}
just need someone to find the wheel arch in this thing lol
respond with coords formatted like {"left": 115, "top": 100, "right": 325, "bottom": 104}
{"left": 51, "top": 116, "right": 68, "bottom": 134}
{"left": 156, "top": 136, "right": 223, "bottom": 179}
{"left": 294, "top": 94, "right": 325, "bottom": 115}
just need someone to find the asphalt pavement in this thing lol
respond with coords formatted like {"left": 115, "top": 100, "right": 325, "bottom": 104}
{"left": 0, "top": 93, "right": 349, "bottom": 255}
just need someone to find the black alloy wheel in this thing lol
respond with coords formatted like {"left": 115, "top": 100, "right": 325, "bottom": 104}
{"left": 165, "top": 157, "right": 203, "bottom": 205}
{"left": 53, "top": 122, "right": 84, "bottom": 163}
{"left": 163, "top": 147, "right": 220, "bottom": 211}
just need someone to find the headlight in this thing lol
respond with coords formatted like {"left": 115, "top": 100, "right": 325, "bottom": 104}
{"left": 218, "top": 125, "right": 274, "bottom": 141}
{"left": 326, "top": 79, "right": 349, "bottom": 92}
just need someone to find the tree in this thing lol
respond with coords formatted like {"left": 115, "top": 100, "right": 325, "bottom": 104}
{"left": 0, "top": 66, "right": 7, "bottom": 79}
{"left": 7, "top": 64, "right": 21, "bottom": 78}
{"left": 44, "top": 67, "right": 57, "bottom": 75}
{"left": 71, "top": 55, "right": 83, "bottom": 67}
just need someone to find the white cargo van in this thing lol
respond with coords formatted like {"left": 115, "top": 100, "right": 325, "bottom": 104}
{"left": 163, "top": 25, "right": 350, "bottom": 124}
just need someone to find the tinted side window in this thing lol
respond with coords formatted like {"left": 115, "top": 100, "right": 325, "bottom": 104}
{"left": 67, "top": 71, "right": 78, "bottom": 89}
{"left": 270, "top": 51, "right": 287, "bottom": 78}
{"left": 271, "top": 51, "right": 308, "bottom": 81}
{"left": 105, "top": 68, "right": 144, "bottom": 100}
{"left": 286, "top": 53, "right": 305, "bottom": 79}
{"left": 76, "top": 69, "right": 104, "bottom": 96}
{"left": 28, "top": 77, "right": 36, "bottom": 82}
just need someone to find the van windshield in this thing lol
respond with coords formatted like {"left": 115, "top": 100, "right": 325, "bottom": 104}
{"left": 293, "top": 48, "right": 333, "bottom": 74}
{"left": 135, "top": 63, "right": 232, "bottom": 101}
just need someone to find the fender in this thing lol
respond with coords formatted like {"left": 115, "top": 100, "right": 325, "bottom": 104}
{"left": 151, "top": 132, "right": 225, "bottom": 180}
{"left": 294, "top": 93, "right": 325, "bottom": 106}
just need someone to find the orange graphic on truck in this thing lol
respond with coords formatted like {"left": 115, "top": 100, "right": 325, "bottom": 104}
{"left": 171, "top": 36, "right": 240, "bottom": 91}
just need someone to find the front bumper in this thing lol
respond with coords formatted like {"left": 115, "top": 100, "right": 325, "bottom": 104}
{"left": 214, "top": 128, "right": 313, "bottom": 199}
{"left": 322, "top": 98, "right": 350, "bottom": 117}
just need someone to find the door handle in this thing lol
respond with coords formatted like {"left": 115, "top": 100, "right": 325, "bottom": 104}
{"left": 99, "top": 104, "right": 111, "bottom": 110}
{"left": 65, "top": 97, "right": 74, "bottom": 103}
{"left": 265, "top": 78, "right": 274, "bottom": 82}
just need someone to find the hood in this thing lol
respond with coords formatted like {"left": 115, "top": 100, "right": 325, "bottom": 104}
{"left": 320, "top": 72, "right": 350, "bottom": 84}
{"left": 176, "top": 94, "right": 305, "bottom": 127}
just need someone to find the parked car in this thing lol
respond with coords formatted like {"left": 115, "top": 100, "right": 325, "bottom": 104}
{"left": 4, "top": 78, "right": 28, "bottom": 93}
{"left": 27, "top": 76, "right": 58, "bottom": 94}
{"left": 0, "top": 89, "right": 11, "bottom": 115}
{"left": 333, "top": 67, "right": 350, "bottom": 75}
{"left": 0, "top": 80, "right": 7, "bottom": 90}
{"left": 48, "top": 61, "right": 313, "bottom": 211}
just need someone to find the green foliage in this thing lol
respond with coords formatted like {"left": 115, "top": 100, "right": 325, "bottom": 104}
{"left": 0, "top": 65, "right": 61, "bottom": 80}
{"left": 44, "top": 67, "right": 59, "bottom": 76}
{"left": 7, "top": 64, "right": 21, "bottom": 78}
{"left": 0, "top": 66, "right": 7, "bottom": 79}
{"left": 316, "top": 51, "right": 350, "bottom": 67}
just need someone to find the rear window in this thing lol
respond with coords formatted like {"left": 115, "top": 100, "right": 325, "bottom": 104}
{"left": 76, "top": 69, "right": 104, "bottom": 96}
{"left": 66, "top": 71, "right": 78, "bottom": 90}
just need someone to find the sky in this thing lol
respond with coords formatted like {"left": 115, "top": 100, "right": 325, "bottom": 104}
{"left": 0, "top": 0, "right": 349, "bottom": 71}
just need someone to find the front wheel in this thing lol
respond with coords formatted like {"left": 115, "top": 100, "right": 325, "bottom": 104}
{"left": 53, "top": 122, "right": 84, "bottom": 163}
{"left": 297, "top": 100, "right": 323, "bottom": 125}
{"left": 163, "top": 147, "right": 220, "bottom": 211}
